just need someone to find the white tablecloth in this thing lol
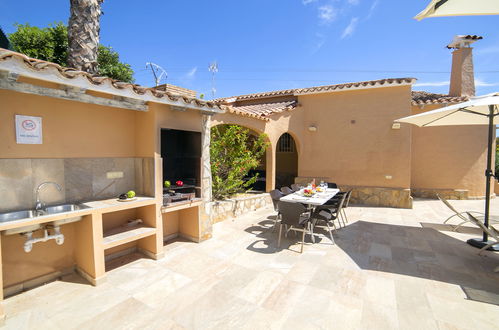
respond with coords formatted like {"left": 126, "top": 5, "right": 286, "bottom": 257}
{"left": 280, "top": 188, "right": 340, "bottom": 206}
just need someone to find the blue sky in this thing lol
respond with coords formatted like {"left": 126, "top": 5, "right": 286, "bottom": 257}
{"left": 1, "top": 0, "right": 498, "bottom": 99}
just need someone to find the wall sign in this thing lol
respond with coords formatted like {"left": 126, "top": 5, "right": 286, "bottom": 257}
{"left": 15, "top": 115, "right": 43, "bottom": 144}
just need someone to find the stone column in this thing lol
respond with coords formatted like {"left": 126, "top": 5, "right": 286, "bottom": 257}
{"left": 199, "top": 114, "right": 213, "bottom": 240}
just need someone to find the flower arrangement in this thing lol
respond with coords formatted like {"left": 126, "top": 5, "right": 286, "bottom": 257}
{"left": 303, "top": 188, "right": 315, "bottom": 197}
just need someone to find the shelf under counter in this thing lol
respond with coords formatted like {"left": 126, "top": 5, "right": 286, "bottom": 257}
{"left": 103, "top": 223, "right": 157, "bottom": 250}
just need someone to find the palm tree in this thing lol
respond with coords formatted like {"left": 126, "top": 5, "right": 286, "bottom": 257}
{"left": 67, "top": 0, "right": 104, "bottom": 74}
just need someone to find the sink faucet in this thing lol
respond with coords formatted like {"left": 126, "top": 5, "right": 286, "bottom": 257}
{"left": 35, "top": 182, "right": 62, "bottom": 212}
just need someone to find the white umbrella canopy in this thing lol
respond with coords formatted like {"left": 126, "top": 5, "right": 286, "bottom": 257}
{"left": 415, "top": 0, "right": 499, "bottom": 20}
{"left": 397, "top": 93, "right": 499, "bottom": 126}
{"left": 396, "top": 93, "right": 499, "bottom": 250}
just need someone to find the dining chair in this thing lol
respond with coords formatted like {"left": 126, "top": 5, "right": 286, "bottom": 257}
{"left": 466, "top": 212, "right": 499, "bottom": 255}
{"left": 327, "top": 182, "right": 338, "bottom": 189}
{"left": 290, "top": 183, "right": 301, "bottom": 192}
{"left": 277, "top": 201, "right": 314, "bottom": 253}
{"left": 280, "top": 186, "right": 294, "bottom": 195}
{"left": 338, "top": 190, "right": 352, "bottom": 223}
{"left": 311, "top": 192, "right": 348, "bottom": 242}
{"left": 269, "top": 189, "right": 285, "bottom": 231}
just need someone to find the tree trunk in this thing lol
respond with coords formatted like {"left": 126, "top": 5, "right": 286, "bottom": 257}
{"left": 67, "top": 0, "right": 104, "bottom": 74}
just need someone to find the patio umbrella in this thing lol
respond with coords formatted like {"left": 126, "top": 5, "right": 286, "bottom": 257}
{"left": 415, "top": 0, "right": 499, "bottom": 20}
{"left": 395, "top": 93, "right": 499, "bottom": 250}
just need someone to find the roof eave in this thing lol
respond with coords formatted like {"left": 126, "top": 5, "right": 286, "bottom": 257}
{"left": 294, "top": 79, "right": 416, "bottom": 96}
{"left": 0, "top": 50, "right": 223, "bottom": 114}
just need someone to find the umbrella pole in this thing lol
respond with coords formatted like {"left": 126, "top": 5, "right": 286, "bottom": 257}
{"left": 467, "top": 105, "right": 498, "bottom": 250}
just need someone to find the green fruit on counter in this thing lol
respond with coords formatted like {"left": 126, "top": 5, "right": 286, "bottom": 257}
{"left": 164, "top": 180, "right": 171, "bottom": 188}
{"left": 126, "top": 190, "right": 136, "bottom": 198}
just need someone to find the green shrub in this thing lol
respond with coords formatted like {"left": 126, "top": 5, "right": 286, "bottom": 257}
{"left": 210, "top": 125, "right": 268, "bottom": 200}
{"left": 9, "top": 22, "right": 134, "bottom": 83}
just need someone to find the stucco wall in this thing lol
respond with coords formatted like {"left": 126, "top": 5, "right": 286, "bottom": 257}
{"left": 410, "top": 105, "right": 489, "bottom": 198}
{"left": 295, "top": 86, "right": 412, "bottom": 189}
{"left": 214, "top": 86, "right": 413, "bottom": 188}
{"left": 0, "top": 90, "right": 139, "bottom": 158}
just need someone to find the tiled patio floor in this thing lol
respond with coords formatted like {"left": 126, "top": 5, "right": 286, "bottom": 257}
{"left": 3, "top": 198, "right": 499, "bottom": 329}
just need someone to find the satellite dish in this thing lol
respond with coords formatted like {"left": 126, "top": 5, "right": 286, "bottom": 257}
{"left": 146, "top": 62, "right": 168, "bottom": 87}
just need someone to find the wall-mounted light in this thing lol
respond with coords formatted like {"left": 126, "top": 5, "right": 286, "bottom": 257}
{"left": 308, "top": 125, "right": 317, "bottom": 132}
{"left": 391, "top": 122, "right": 401, "bottom": 130}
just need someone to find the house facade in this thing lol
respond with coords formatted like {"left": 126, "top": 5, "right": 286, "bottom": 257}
{"left": 212, "top": 36, "right": 488, "bottom": 208}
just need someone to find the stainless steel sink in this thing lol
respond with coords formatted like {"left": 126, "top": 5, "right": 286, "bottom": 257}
{"left": 0, "top": 210, "right": 42, "bottom": 235}
{"left": 43, "top": 203, "right": 90, "bottom": 226}
{"left": 0, "top": 210, "right": 38, "bottom": 223}
{"left": 44, "top": 203, "right": 89, "bottom": 215}
{"left": 0, "top": 203, "right": 90, "bottom": 235}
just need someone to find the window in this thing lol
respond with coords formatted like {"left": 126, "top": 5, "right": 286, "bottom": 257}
{"left": 277, "top": 133, "right": 295, "bottom": 153}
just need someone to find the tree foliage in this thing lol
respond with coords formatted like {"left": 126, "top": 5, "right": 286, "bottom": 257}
{"left": 210, "top": 125, "right": 268, "bottom": 200}
{"left": 97, "top": 45, "right": 134, "bottom": 83}
{"left": 9, "top": 23, "right": 134, "bottom": 83}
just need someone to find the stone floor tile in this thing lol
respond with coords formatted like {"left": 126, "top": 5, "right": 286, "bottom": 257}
{"left": 3, "top": 198, "right": 499, "bottom": 329}
{"left": 360, "top": 301, "right": 399, "bottom": 330}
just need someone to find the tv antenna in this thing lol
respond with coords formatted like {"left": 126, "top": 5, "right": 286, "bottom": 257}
{"left": 145, "top": 62, "right": 168, "bottom": 87}
{"left": 208, "top": 61, "right": 218, "bottom": 99}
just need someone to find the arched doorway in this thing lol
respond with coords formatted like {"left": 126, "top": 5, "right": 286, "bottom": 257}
{"left": 275, "top": 132, "right": 298, "bottom": 189}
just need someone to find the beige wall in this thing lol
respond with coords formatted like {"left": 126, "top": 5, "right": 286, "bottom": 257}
{"left": 410, "top": 105, "right": 489, "bottom": 197}
{"left": 296, "top": 87, "right": 412, "bottom": 188}
{"left": 213, "top": 86, "right": 488, "bottom": 199}
{"left": 0, "top": 90, "right": 138, "bottom": 158}
{"left": 2, "top": 223, "right": 77, "bottom": 288}
{"left": 214, "top": 85, "right": 413, "bottom": 191}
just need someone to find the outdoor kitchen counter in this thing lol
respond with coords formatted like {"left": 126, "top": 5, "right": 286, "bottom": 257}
{"left": 0, "top": 197, "right": 157, "bottom": 232}
{"left": 0, "top": 196, "right": 160, "bottom": 325}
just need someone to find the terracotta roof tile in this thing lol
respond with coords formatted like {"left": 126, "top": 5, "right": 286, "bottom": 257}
{"left": 411, "top": 91, "right": 468, "bottom": 106}
{"left": 215, "top": 78, "right": 415, "bottom": 102}
{"left": 0, "top": 48, "right": 224, "bottom": 113}
{"left": 227, "top": 100, "right": 298, "bottom": 120}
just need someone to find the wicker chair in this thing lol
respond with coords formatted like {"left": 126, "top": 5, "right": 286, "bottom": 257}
{"left": 280, "top": 186, "right": 294, "bottom": 195}
{"left": 277, "top": 201, "right": 314, "bottom": 253}
{"left": 269, "top": 189, "right": 285, "bottom": 231}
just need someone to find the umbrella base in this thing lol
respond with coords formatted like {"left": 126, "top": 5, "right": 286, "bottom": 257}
{"left": 467, "top": 238, "right": 499, "bottom": 251}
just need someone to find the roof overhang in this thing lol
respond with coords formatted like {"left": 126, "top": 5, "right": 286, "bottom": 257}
{"left": 293, "top": 78, "right": 416, "bottom": 96}
{"left": 0, "top": 49, "right": 224, "bottom": 114}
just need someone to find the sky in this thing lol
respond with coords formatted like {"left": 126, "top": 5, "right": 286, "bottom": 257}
{"left": 0, "top": 0, "right": 498, "bottom": 100}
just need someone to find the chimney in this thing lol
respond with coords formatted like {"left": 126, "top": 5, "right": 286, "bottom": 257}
{"left": 447, "top": 35, "right": 482, "bottom": 97}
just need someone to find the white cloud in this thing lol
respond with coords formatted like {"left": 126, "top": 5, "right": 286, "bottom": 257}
{"left": 185, "top": 67, "right": 197, "bottom": 79}
{"left": 475, "top": 78, "right": 499, "bottom": 87}
{"left": 347, "top": 0, "right": 360, "bottom": 5}
{"left": 311, "top": 33, "right": 327, "bottom": 54}
{"left": 367, "top": 0, "right": 379, "bottom": 19}
{"left": 318, "top": 5, "right": 337, "bottom": 24}
{"left": 413, "top": 81, "right": 449, "bottom": 87}
{"left": 341, "top": 17, "right": 359, "bottom": 39}
{"left": 302, "top": 0, "right": 318, "bottom": 5}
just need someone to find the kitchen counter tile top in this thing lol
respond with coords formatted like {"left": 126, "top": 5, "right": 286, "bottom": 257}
{"left": 0, "top": 197, "right": 157, "bottom": 231}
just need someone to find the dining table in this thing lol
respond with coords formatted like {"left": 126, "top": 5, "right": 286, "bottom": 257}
{"left": 279, "top": 187, "right": 340, "bottom": 244}
{"left": 280, "top": 188, "right": 340, "bottom": 206}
